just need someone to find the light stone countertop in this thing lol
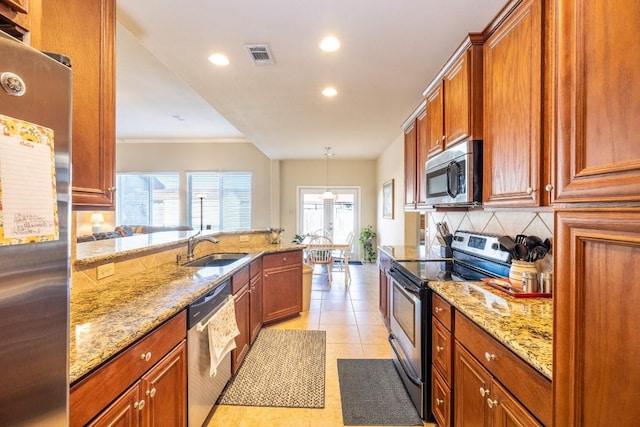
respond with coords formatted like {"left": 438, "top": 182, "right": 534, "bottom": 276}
{"left": 429, "top": 280, "right": 552, "bottom": 379}
{"left": 70, "top": 243, "right": 302, "bottom": 384}
{"left": 378, "top": 245, "right": 448, "bottom": 261}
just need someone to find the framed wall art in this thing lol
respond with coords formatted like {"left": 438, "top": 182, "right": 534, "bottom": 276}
{"left": 383, "top": 179, "right": 394, "bottom": 219}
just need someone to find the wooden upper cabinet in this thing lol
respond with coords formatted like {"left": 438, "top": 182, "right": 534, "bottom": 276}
{"left": 426, "top": 83, "right": 444, "bottom": 157}
{"left": 483, "top": 0, "right": 543, "bottom": 207}
{"left": 425, "top": 33, "right": 483, "bottom": 158}
{"left": 554, "top": 0, "right": 640, "bottom": 203}
{"left": 555, "top": 209, "right": 640, "bottom": 426}
{"left": 415, "top": 108, "right": 429, "bottom": 208}
{"left": 37, "top": 0, "right": 115, "bottom": 209}
{"left": 403, "top": 120, "right": 417, "bottom": 209}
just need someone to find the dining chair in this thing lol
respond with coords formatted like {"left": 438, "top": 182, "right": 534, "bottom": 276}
{"left": 332, "top": 231, "right": 354, "bottom": 279}
{"left": 306, "top": 235, "right": 334, "bottom": 285}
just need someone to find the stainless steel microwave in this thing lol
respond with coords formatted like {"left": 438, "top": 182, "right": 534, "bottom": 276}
{"left": 425, "top": 139, "right": 483, "bottom": 206}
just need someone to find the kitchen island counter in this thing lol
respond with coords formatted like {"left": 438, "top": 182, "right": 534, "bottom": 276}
{"left": 70, "top": 242, "right": 302, "bottom": 384}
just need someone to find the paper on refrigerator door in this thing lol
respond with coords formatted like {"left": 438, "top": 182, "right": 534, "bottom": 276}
{"left": 0, "top": 114, "right": 59, "bottom": 245}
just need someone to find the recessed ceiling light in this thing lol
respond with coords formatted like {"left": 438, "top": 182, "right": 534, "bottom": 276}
{"left": 208, "top": 53, "right": 230, "bottom": 66}
{"left": 320, "top": 36, "right": 340, "bottom": 52}
{"left": 322, "top": 87, "right": 338, "bottom": 97}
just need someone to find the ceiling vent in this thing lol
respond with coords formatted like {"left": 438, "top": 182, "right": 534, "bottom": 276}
{"left": 244, "top": 44, "right": 275, "bottom": 65}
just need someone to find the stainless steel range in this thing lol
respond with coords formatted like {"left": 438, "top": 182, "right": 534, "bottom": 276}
{"left": 388, "top": 230, "right": 512, "bottom": 421}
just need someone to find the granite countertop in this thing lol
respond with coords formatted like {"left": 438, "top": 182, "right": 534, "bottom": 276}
{"left": 70, "top": 243, "right": 302, "bottom": 384}
{"left": 429, "top": 280, "right": 552, "bottom": 380}
{"left": 379, "top": 245, "right": 447, "bottom": 261}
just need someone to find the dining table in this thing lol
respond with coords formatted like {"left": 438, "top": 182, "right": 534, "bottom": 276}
{"left": 302, "top": 236, "right": 352, "bottom": 284}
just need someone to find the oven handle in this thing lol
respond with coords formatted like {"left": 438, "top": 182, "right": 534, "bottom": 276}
{"left": 389, "top": 333, "right": 422, "bottom": 387}
{"left": 388, "top": 269, "right": 421, "bottom": 297}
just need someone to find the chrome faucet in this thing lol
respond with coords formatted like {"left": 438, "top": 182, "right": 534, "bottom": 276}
{"left": 187, "top": 231, "right": 219, "bottom": 260}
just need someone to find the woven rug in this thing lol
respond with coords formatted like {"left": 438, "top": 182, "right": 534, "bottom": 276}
{"left": 337, "top": 359, "right": 422, "bottom": 426}
{"left": 218, "top": 329, "right": 326, "bottom": 408}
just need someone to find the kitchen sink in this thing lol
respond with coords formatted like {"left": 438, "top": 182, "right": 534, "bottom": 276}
{"left": 182, "top": 253, "right": 250, "bottom": 268}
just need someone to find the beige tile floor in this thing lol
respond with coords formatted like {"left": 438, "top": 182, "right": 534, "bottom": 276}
{"left": 207, "top": 263, "right": 437, "bottom": 427}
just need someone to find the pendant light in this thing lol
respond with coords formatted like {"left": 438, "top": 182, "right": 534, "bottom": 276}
{"left": 322, "top": 146, "right": 335, "bottom": 200}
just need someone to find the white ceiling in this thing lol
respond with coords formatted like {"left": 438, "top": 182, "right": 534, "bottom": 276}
{"left": 115, "top": 0, "right": 507, "bottom": 160}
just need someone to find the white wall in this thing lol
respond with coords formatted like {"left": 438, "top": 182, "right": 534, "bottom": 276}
{"left": 116, "top": 142, "right": 273, "bottom": 227}
{"left": 376, "top": 132, "right": 409, "bottom": 246}
{"left": 279, "top": 158, "right": 377, "bottom": 247}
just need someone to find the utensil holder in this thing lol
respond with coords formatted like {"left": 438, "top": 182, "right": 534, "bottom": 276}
{"left": 509, "top": 260, "right": 539, "bottom": 289}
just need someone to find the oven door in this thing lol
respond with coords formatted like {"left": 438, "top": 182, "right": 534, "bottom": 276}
{"left": 388, "top": 270, "right": 424, "bottom": 417}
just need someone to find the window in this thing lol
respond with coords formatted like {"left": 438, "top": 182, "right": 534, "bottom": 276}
{"left": 188, "top": 172, "right": 251, "bottom": 231}
{"left": 116, "top": 173, "right": 180, "bottom": 226}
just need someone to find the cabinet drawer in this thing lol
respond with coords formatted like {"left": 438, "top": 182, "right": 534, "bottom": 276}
{"left": 432, "top": 293, "right": 453, "bottom": 330}
{"left": 232, "top": 266, "right": 250, "bottom": 294}
{"left": 431, "top": 366, "right": 451, "bottom": 427}
{"left": 432, "top": 317, "right": 453, "bottom": 385}
{"left": 263, "top": 250, "right": 302, "bottom": 269}
{"left": 455, "top": 312, "right": 551, "bottom": 426}
{"left": 70, "top": 311, "right": 186, "bottom": 427}
{"left": 249, "top": 257, "right": 263, "bottom": 278}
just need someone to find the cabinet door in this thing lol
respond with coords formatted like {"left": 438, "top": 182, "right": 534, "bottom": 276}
{"left": 490, "top": 380, "right": 542, "bottom": 427}
{"left": 427, "top": 83, "right": 444, "bottom": 157}
{"left": 483, "top": 0, "right": 543, "bottom": 207}
{"left": 38, "top": 0, "right": 116, "bottom": 209}
{"left": 554, "top": 0, "right": 640, "bottom": 203}
{"left": 432, "top": 367, "right": 451, "bottom": 427}
{"left": 88, "top": 384, "right": 141, "bottom": 427}
{"left": 415, "top": 109, "right": 428, "bottom": 207}
{"left": 432, "top": 318, "right": 452, "bottom": 385}
{"left": 404, "top": 120, "right": 417, "bottom": 208}
{"left": 378, "top": 265, "right": 389, "bottom": 327}
{"left": 250, "top": 273, "right": 263, "bottom": 343}
{"left": 232, "top": 284, "right": 250, "bottom": 373}
{"left": 140, "top": 342, "right": 186, "bottom": 427}
{"left": 555, "top": 210, "right": 640, "bottom": 426}
{"left": 263, "top": 264, "right": 302, "bottom": 323}
{"left": 454, "top": 343, "right": 490, "bottom": 427}
{"left": 444, "top": 53, "right": 470, "bottom": 146}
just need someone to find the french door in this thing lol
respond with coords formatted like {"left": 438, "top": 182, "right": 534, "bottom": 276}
{"left": 297, "top": 187, "right": 360, "bottom": 260}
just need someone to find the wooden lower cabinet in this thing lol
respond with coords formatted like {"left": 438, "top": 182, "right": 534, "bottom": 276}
{"left": 555, "top": 209, "right": 640, "bottom": 425}
{"left": 454, "top": 343, "right": 541, "bottom": 427}
{"left": 378, "top": 252, "right": 391, "bottom": 327}
{"left": 262, "top": 250, "right": 302, "bottom": 323}
{"left": 70, "top": 312, "right": 187, "bottom": 427}
{"left": 432, "top": 367, "right": 452, "bottom": 427}
{"left": 454, "top": 311, "right": 550, "bottom": 426}
{"left": 249, "top": 258, "right": 264, "bottom": 343}
{"left": 232, "top": 267, "right": 251, "bottom": 373}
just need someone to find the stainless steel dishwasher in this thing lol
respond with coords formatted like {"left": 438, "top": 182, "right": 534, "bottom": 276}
{"left": 187, "top": 278, "right": 233, "bottom": 427}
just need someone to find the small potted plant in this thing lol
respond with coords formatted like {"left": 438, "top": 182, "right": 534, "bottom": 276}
{"left": 359, "top": 225, "right": 377, "bottom": 263}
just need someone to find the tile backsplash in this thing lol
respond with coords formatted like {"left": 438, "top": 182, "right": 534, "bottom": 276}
{"left": 426, "top": 209, "right": 554, "bottom": 270}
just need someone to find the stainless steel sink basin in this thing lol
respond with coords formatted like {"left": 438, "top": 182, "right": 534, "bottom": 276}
{"left": 182, "top": 253, "right": 250, "bottom": 268}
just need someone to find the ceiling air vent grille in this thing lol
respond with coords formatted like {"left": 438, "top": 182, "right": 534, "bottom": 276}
{"left": 245, "top": 44, "right": 275, "bottom": 65}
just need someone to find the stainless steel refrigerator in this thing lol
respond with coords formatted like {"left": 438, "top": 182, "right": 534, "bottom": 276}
{"left": 0, "top": 31, "right": 71, "bottom": 425}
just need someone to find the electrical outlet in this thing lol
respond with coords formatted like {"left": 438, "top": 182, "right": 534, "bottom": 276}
{"left": 97, "top": 263, "right": 115, "bottom": 280}
{"left": 239, "top": 235, "right": 249, "bottom": 242}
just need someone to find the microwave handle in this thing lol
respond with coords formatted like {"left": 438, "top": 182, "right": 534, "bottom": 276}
{"left": 446, "top": 161, "right": 459, "bottom": 198}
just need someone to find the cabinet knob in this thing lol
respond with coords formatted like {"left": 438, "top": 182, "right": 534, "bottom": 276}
{"left": 134, "top": 399, "right": 145, "bottom": 410}
{"left": 442, "top": 135, "right": 446, "bottom": 142}
{"left": 434, "top": 307, "right": 443, "bottom": 313}
{"left": 436, "top": 398, "right": 444, "bottom": 406}
{"left": 108, "top": 187, "right": 117, "bottom": 192}
{"left": 146, "top": 387, "right": 156, "bottom": 398}
{"left": 526, "top": 187, "right": 537, "bottom": 195}
{"left": 484, "top": 352, "right": 496, "bottom": 361}
{"left": 436, "top": 345, "right": 444, "bottom": 353}
{"left": 487, "top": 398, "right": 499, "bottom": 408}
{"left": 545, "top": 183, "right": 554, "bottom": 192}
{"left": 140, "top": 351, "right": 152, "bottom": 362}
{"left": 479, "top": 387, "right": 489, "bottom": 397}
{"left": 282, "top": 257, "right": 287, "bottom": 262}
